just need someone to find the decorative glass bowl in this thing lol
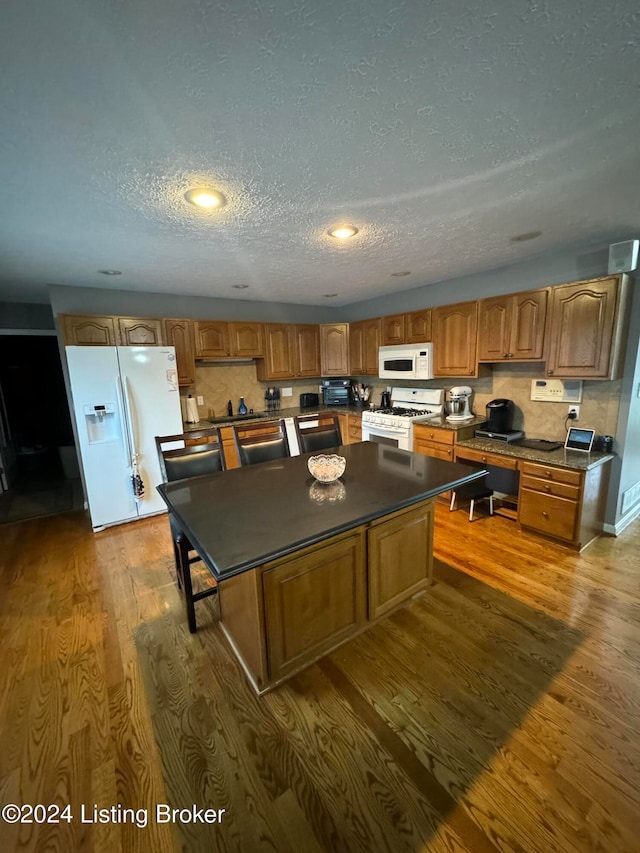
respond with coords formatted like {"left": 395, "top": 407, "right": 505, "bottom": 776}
{"left": 307, "top": 454, "right": 346, "bottom": 483}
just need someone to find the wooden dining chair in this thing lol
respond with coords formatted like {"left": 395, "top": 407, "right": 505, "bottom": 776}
{"left": 232, "top": 419, "right": 290, "bottom": 466}
{"left": 293, "top": 412, "right": 342, "bottom": 454}
{"left": 155, "top": 427, "right": 226, "bottom": 632}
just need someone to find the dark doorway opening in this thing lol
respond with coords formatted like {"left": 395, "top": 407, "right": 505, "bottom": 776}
{"left": 0, "top": 335, "right": 82, "bottom": 523}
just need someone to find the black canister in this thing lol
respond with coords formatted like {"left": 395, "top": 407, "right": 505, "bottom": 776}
{"left": 596, "top": 434, "right": 614, "bottom": 453}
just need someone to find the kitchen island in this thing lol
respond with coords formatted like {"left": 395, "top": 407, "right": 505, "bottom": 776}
{"left": 158, "top": 441, "right": 485, "bottom": 693}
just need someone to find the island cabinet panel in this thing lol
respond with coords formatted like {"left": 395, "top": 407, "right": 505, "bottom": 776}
{"left": 478, "top": 289, "right": 548, "bottom": 362}
{"left": 320, "top": 323, "right": 349, "bottom": 376}
{"left": 194, "top": 320, "right": 230, "bottom": 358}
{"left": 60, "top": 314, "right": 117, "bottom": 346}
{"left": 228, "top": 322, "right": 263, "bottom": 358}
{"left": 218, "top": 568, "right": 269, "bottom": 691}
{"left": 405, "top": 308, "right": 432, "bottom": 343}
{"left": 163, "top": 318, "right": 196, "bottom": 386}
{"left": 545, "top": 275, "right": 629, "bottom": 379}
{"left": 117, "top": 317, "right": 163, "bottom": 346}
{"left": 432, "top": 301, "right": 478, "bottom": 377}
{"left": 262, "top": 530, "right": 367, "bottom": 682}
{"left": 367, "top": 502, "right": 434, "bottom": 620}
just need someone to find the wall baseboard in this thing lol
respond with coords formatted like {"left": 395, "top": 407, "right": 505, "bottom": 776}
{"left": 604, "top": 504, "right": 640, "bottom": 536}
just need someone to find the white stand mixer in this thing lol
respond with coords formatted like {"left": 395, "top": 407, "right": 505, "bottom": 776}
{"left": 446, "top": 385, "right": 474, "bottom": 421}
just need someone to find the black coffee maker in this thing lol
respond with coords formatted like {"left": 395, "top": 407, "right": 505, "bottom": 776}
{"left": 485, "top": 399, "right": 514, "bottom": 433}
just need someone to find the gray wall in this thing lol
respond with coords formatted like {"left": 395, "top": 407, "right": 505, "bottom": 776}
{"left": 48, "top": 285, "right": 339, "bottom": 324}
{"left": 0, "top": 301, "right": 55, "bottom": 330}
{"left": 341, "top": 244, "right": 611, "bottom": 319}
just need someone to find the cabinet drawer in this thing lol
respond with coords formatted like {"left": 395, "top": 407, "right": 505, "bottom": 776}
{"left": 520, "top": 475, "right": 580, "bottom": 501}
{"left": 413, "top": 439, "right": 454, "bottom": 462}
{"left": 519, "top": 490, "right": 578, "bottom": 542}
{"left": 455, "top": 447, "right": 519, "bottom": 470}
{"left": 520, "top": 461, "right": 582, "bottom": 486}
{"left": 413, "top": 424, "right": 455, "bottom": 446}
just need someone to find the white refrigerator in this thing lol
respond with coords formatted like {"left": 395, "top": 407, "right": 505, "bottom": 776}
{"left": 66, "top": 346, "right": 184, "bottom": 530}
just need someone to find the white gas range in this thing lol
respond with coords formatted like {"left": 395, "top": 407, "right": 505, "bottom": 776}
{"left": 361, "top": 387, "right": 444, "bottom": 451}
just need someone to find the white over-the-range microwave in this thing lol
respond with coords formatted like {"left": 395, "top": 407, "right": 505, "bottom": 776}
{"left": 378, "top": 342, "right": 434, "bottom": 380}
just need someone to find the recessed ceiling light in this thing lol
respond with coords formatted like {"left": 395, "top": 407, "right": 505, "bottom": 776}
{"left": 391, "top": 271, "right": 411, "bottom": 277}
{"left": 510, "top": 230, "right": 542, "bottom": 242}
{"left": 97, "top": 269, "right": 122, "bottom": 275}
{"left": 232, "top": 284, "right": 250, "bottom": 289}
{"left": 323, "top": 293, "right": 338, "bottom": 298}
{"left": 184, "top": 188, "right": 226, "bottom": 209}
{"left": 327, "top": 225, "right": 358, "bottom": 239}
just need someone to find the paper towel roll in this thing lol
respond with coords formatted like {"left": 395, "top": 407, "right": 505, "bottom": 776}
{"left": 185, "top": 397, "right": 199, "bottom": 423}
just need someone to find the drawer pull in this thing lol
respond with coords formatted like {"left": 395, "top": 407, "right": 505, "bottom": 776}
{"left": 545, "top": 485, "right": 551, "bottom": 492}
{"left": 542, "top": 511, "right": 549, "bottom": 518}
{"left": 482, "top": 456, "right": 487, "bottom": 462}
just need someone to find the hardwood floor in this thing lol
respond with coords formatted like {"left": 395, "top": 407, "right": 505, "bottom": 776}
{"left": 1, "top": 503, "right": 639, "bottom": 851}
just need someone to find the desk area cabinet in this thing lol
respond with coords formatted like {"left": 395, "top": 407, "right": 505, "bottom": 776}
{"left": 454, "top": 440, "right": 612, "bottom": 550}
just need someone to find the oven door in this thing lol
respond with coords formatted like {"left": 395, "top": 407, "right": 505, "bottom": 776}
{"left": 361, "top": 421, "right": 412, "bottom": 451}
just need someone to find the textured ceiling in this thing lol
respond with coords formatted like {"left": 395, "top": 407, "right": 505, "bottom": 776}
{"left": 1, "top": 0, "right": 639, "bottom": 306}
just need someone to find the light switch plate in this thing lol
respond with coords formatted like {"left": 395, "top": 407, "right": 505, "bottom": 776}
{"left": 196, "top": 395, "right": 204, "bottom": 405}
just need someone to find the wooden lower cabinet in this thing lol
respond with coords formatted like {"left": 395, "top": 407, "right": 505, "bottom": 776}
{"left": 413, "top": 422, "right": 477, "bottom": 501}
{"left": 345, "top": 413, "right": 362, "bottom": 444}
{"left": 263, "top": 530, "right": 367, "bottom": 682}
{"left": 368, "top": 503, "right": 433, "bottom": 620}
{"left": 218, "top": 498, "right": 436, "bottom": 693}
{"left": 219, "top": 426, "right": 240, "bottom": 469}
{"left": 518, "top": 459, "right": 609, "bottom": 550}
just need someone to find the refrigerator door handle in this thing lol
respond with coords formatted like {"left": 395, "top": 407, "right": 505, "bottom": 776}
{"left": 121, "top": 375, "right": 138, "bottom": 462}
{"left": 115, "top": 377, "right": 133, "bottom": 467}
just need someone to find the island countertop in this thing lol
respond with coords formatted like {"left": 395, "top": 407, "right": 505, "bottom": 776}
{"left": 157, "top": 441, "right": 485, "bottom": 581}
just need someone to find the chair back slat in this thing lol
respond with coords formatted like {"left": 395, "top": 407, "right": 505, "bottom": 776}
{"left": 155, "top": 427, "right": 226, "bottom": 483}
{"left": 232, "top": 419, "right": 290, "bottom": 466}
{"left": 294, "top": 413, "right": 342, "bottom": 454}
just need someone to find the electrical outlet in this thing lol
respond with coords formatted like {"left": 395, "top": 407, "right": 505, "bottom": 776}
{"left": 282, "top": 387, "right": 293, "bottom": 397}
{"left": 196, "top": 396, "right": 204, "bottom": 406}
{"left": 568, "top": 405, "right": 579, "bottom": 419}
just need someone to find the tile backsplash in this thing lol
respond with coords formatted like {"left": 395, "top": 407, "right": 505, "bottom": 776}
{"left": 188, "top": 363, "right": 321, "bottom": 420}
{"left": 187, "top": 361, "right": 621, "bottom": 441}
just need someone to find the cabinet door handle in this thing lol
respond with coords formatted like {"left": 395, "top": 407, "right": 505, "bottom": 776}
{"left": 469, "top": 369, "right": 473, "bottom": 374}
{"left": 542, "top": 511, "right": 549, "bottom": 518}
{"left": 547, "top": 369, "right": 554, "bottom": 375}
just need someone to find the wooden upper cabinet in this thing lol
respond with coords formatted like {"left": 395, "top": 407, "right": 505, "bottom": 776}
{"left": 163, "top": 318, "right": 196, "bottom": 386}
{"left": 381, "top": 314, "right": 405, "bottom": 346}
{"left": 228, "top": 322, "right": 263, "bottom": 357}
{"left": 432, "top": 301, "right": 479, "bottom": 377}
{"left": 257, "top": 324, "right": 295, "bottom": 380}
{"left": 193, "top": 320, "right": 230, "bottom": 358}
{"left": 478, "top": 289, "right": 548, "bottom": 362}
{"left": 405, "top": 309, "right": 432, "bottom": 343}
{"left": 349, "top": 318, "right": 380, "bottom": 375}
{"left": 293, "top": 324, "right": 321, "bottom": 377}
{"left": 349, "top": 321, "right": 365, "bottom": 375}
{"left": 320, "top": 323, "right": 350, "bottom": 376}
{"left": 545, "top": 275, "right": 629, "bottom": 379}
{"left": 117, "top": 317, "right": 163, "bottom": 346}
{"left": 60, "top": 314, "right": 117, "bottom": 346}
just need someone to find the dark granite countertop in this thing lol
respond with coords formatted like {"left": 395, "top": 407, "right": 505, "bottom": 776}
{"left": 413, "top": 414, "right": 487, "bottom": 431}
{"left": 184, "top": 404, "right": 367, "bottom": 431}
{"left": 456, "top": 437, "right": 613, "bottom": 471}
{"left": 157, "top": 441, "right": 486, "bottom": 580}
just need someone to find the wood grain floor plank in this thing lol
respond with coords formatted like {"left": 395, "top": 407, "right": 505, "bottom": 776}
{"left": 2, "top": 504, "right": 640, "bottom": 851}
